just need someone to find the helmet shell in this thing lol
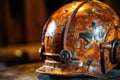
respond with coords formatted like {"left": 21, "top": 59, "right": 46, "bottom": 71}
{"left": 37, "top": 0, "right": 120, "bottom": 77}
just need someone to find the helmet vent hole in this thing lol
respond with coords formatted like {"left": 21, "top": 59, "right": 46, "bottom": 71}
{"left": 60, "top": 50, "right": 72, "bottom": 63}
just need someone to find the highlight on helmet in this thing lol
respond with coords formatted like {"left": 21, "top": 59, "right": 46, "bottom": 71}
{"left": 36, "top": 0, "right": 120, "bottom": 77}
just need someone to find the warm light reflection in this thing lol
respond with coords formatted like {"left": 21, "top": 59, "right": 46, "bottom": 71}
{"left": 45, "top": 21, "right": 56, "bottom": 37}
{"left": 78, "top": 7, "right": 84, "bottom": 11}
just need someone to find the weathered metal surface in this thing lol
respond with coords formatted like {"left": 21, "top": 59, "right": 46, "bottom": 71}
{"left": 38, "top": 69, "right": 120, "bottom": 80}
{"left": 37, "top": 0, "right": 120, "bottom": 77}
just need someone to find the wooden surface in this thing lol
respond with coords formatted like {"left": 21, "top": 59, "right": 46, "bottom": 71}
{"left": 0, "top": 63, "right": 120, "bottom": 80}
{"left": 0, "top": 63, "right": 42, "bottom": 80}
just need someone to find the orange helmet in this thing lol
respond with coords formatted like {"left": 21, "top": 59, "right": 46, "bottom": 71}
{"left": 37, "top": 0, "right": 120, "bottom": 77}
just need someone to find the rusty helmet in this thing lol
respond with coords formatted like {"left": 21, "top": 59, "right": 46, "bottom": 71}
{"left": 37, "top": 0, "right": 120, "bottom": 77}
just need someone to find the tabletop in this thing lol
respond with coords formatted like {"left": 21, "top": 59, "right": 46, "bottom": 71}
{"left": 0, "top": 62, "right": 120, "bottom": 80}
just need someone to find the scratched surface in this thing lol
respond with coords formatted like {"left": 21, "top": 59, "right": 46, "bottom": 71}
{"left": 38, "top": 0, "right": 120, "bottom": 77}
{"left": 0, "top": 63, "right": 120, "bottom": 80}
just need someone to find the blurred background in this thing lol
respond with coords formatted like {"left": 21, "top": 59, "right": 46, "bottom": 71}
{"left": 0, "top": 0, "right": 120, "bottom": 68}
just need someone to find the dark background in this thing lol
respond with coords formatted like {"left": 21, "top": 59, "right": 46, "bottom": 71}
{"left": 0, "top": 0, "right": 120, "bottom": 46}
